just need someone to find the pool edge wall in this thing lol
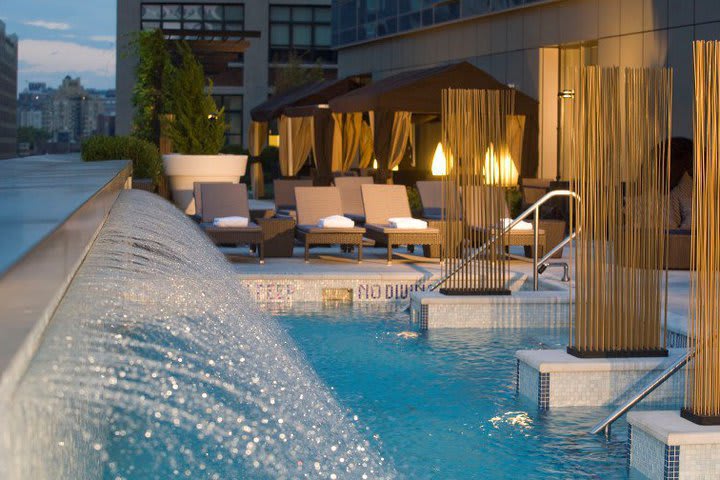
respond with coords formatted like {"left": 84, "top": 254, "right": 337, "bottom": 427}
{"left": 0, "top": 155, "right": 131, "bottom": 404}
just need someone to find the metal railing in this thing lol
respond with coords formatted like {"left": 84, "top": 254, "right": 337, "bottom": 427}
{"left": 590, "top": 351, "right": 692, "bottom": 436}
{"left": 430, "top": 189, "right": 579, "bottom": 292}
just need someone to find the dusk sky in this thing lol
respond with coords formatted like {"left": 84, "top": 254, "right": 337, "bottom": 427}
{"left": 1, "top": 0, "right": 116, "bottom": 92}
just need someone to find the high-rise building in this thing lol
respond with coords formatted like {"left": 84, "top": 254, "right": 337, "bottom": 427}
{"left": 0, "top": 20, "right": 18, "bottom": 159}
{"left": 333, "top": 0, "right": 720, "bottom": 179}
{"left": 116, "top": 1, "right": 336, "bottom": 146}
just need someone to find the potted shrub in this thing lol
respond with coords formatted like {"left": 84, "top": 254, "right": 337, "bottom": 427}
{"left": 162, "top": 42, "right": 247, "bottom": 214}
{"left": 82, "top": 135, "right": 162, "bottom": 191}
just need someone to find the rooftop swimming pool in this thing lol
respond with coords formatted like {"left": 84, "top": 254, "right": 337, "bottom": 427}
{"left": 273, "top": 303, "right": 641, "bottom": 479}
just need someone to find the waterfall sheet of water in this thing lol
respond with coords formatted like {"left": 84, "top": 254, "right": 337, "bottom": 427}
{"left": 0, "top": 190, "right": 392, "bottom": 480}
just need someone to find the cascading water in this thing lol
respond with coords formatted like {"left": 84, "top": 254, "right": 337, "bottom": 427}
{"left": 0, "top": 190, "right": 393, "bottom": 479}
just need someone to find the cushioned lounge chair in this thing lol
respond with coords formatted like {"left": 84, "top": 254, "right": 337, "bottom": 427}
{"left": 198, "top": 183, "right": 264, "bottom": 263}
{"left": 295, "top": 187, "right": 365, "bottom": 263}
{"left": 361, "top": 184, "right": 441, "bottom": 264}
{"left": 333, "top": 176, "right": 374, "bottom": 224}
{"left": 463, "top": 185, "right": 546, "bottom": 258}
{"left": 415, "top": 180, "right": 444, "bottom": 220}
{"left": 273, "top": 179, "right": 313, "bottom": 218}
{"left": 193, "top": 181, "right": 232, "bottom": 222}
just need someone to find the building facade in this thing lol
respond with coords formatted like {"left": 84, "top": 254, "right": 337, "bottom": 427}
{"left": 116, "top": 0, "right": 336, "bottom": 146}
{"left": 0, "top": 20, "right": 18, "bottom": 159}
{"left": 334, "top": 0, "right": 720, "bottom": 179}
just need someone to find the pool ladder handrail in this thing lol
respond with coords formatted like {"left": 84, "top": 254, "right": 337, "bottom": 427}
{"left": 430, "top": 189, "right": 580, "bottom": 292}
{"left": 590, "top": 350, "right": 692, "bottom": 436}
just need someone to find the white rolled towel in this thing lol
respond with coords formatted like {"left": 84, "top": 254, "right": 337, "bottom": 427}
{"left": 317, "top": 215, "right": 355, "bottom": 228}
{"left": 388, "top": 217, "right": 428, "bottom": 229}
{"left": 213, "top": 216, "right": 249, "bottom": 227}
{"left": 501, "top": 218, "right": 533, "bottom": 231}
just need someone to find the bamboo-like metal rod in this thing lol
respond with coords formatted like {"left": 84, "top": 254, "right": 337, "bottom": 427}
{"left": 684, "top": 40, "right": 720, "bottom": 422}
{"left": 440, "top": 89, "right": 515, "bottom": 294}
{"left": 569, "top": 66, "right": 672, "bottom": 356}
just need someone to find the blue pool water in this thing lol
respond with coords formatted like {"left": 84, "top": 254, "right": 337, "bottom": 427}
{"left": 274, "top": 304, "right": 640, "bottom": 480}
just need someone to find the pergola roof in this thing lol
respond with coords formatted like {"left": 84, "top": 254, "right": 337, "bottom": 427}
{"left": 250, "top": 77, "right": 364, "bottom": 122}
{"left": 328, "top": 61, "right": 538, "bottom": 114}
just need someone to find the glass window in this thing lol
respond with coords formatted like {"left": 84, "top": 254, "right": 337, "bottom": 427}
{"left": 315, "top": 8, "right": 332, "bottom": 22}
{"left": 204, "top": 5, "right": 223, "bottom": 21}
{"left": 225, "top": 6, "right": 243, "bottom": 21}
{"left": 162, "top": 5, "right": 181, "bottom": 20}
{"left": 271, "top": 25, "right": 290, "bottom": 46}
{"left": 293, "top": 7, "right": 313, "bottom": 22}
{"left": 141, "top": 4, "right": 161, "bottom": 20}
{"left": 315, "top": 25, "right": 331, "bottom": 46}
{"left": 271, "top": 6, "right": 291, "bottom": 21}
{"left": 293, "top": 25, "right": 312, "bottom": 46}
{"left": 183, "top": 5, "right": 202, "bottom": 20}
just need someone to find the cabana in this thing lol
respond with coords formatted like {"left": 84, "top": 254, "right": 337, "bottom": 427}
{"left": 248, "top": 78, "right": 364, "bottom": 179}
{"left": 328, "top": 62, "right": 540, "bottom": 180}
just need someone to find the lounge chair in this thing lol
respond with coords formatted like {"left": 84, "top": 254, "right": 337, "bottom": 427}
{"left": 193, "top": 181, "right": 232, "bottom": 222}
{"left": 295, "top": 187, "right": 365, "bottom": 263}
{"left": 333, "top": 176, "right": 374, "bottom": 224}
{"left": 361, "top": 184, "right": 441, "bottom": 264}
{"left": 273, "top": 179, "right": 313, "bottom": 218}
{"left": 463, "top": 185, "right": 546, "bottom": 258}
{"left": 198, "top": 183, "right": 264, "bottom": 263}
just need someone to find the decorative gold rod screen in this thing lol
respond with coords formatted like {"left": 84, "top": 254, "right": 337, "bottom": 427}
{"left": 440, "top": 88, "right": 515, "bottom": 295}
{"left": 568, "top": 66, "right": 672, "bottom": 358}
{"left": 683, "top": 40, "right": 720, "bottom": 426}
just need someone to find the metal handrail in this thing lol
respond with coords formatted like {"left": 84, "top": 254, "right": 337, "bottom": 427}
{"left": 430, "top": 189, "right": 579, "bottom": 292}
{"left": 590, "top": 351, "right": 692, "bottom": 436}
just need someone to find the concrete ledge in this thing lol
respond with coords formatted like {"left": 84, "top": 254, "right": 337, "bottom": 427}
{"left": 516, "top": 348, "right": 686, "bottom": 408}
{"left": 0, "top": 155, "right": 131, "bottom": 403}
{"left": 409, "top": 279, "right": 570, "bottom": 329}
{"left": 629, "top": 410, "right": 720, "bottom": 479}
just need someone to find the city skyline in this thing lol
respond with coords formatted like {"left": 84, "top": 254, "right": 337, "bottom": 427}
{"left": 1, "top": 0, "right": 116, "bottom": 92}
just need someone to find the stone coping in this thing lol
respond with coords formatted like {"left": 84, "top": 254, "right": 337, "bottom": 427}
{"left": 239, "top": 272, "right": 437, "bottom": 281}
{"left": 516, "top": 348, "right": 686, "bottom": 373}
{"left": 629, "top": 410, "right": 720, "bottom": 446}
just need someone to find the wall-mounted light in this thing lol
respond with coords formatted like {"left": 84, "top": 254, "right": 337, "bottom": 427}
{"left": 558, "top": 89, "right": 576, "bottom": 99}
{"left": 431, "top": 142, "right": 447, "bottom": 176}
{"left": 268, "top": 134, "right": 280, "bottom": 148}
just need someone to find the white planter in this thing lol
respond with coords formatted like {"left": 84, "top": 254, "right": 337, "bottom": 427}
{"left": 162, "top": 154, "right": 247, "bottom": 215}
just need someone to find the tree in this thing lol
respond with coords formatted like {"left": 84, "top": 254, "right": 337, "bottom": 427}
{"left": 273, "top": 52, "right": 325, "bottom": 94}
{"left": 130, "top": 29, "right": 172, "bottom": 146}
{"left": 163, "top": 41, "right": 227, "bottom": 155}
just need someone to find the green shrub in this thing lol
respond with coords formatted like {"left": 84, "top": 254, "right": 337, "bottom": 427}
{"left": 163, "top": 42, "right": 226, "bottom": 155}
{"left": 406, "top": 185, "right": 422, "bottom": 214}
{"left": 82, "top": 136, "right": 163, "bottom": 184}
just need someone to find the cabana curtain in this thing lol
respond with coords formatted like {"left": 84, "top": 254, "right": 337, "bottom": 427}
{"left": 358, "top": 120, "right": 374, "bottom": 168}
{"left": 248, "top": 120, "right": 268, "bottom": 157}
{"left": 331, "top": 112, "right": 363, "bottom": 172}
{"left": 507, "top": 115, "right": 525, "bottom": 173}
{"left": 370, "top": 111, "right": 411, "bottom": 171}
{"left": 279, "top": 115, "right": 313, "bottom": 177}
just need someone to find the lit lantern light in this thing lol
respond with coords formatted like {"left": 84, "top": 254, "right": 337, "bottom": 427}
{"left": 268, "top": 134, "right": 280, "bottom": 148}
{"left": 431, "top": 142, "right": 447, "bottom": 176}
{"left": 371, "top": 159, "right": 399, "bottom": 171}
{"left": 482, "top": 143, "right": 519, "bottom": 187}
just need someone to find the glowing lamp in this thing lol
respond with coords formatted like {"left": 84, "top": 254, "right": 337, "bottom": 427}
{"left": 372, "top": 158, "right": 378, "bottom": 169}
{"left": 483, "top": 143, "right": 519, "bottom": 187}
{"left": 431, "top": 142, "right": 447, "bottom": 176}
{"left": 268, "top": 134, "right": 280, "bottom": 148}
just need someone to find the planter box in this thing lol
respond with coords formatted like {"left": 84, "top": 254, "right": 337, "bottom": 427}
{"left": 163, "top": 154, "right": 247, "bottom": 215}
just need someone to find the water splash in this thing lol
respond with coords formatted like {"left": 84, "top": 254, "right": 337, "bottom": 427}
{"left": 0, "top": 190, "right": 393, "bottom": 479}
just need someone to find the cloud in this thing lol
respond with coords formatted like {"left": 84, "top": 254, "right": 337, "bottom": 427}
{"left": 19, "top": 39, "right": 115, "bottom": 77}
{"left": 23, "top": 20, "right": 71, "bottom": 31}
{"left": 89, "top": 35, "right": 115, "bottom": 43}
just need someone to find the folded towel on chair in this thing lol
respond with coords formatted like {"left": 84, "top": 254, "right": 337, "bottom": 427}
{"left": 388, "top": 217, "right": 428, "bottom": 229}
{"left": 213, "top": 216, "right": 249, "bottom": 227}
{"left": 317, "top": 215, "right": 355, "bottom": 228}
{"left": 501, "top": 218, "right": 533, "bottom": 231}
